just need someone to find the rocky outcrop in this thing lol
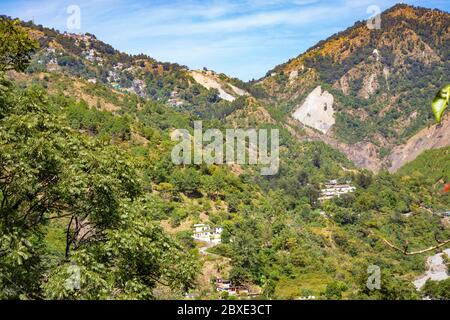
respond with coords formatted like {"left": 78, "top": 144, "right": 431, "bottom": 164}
{"left": 190, "top": 70, "right": 248, "bottom": 102}
{"left": 333, "top": 60, "right": 383, "bottom": 99}
{"left": 290, "top": 112, "right": 450, "bottom": 173}
{"left": 292, "top": 86, "right": 335, "bottom": 134}
{"left": 287, "top": 117, "right": 383, "bottom": 172}
{"left": 388, "top": 114, "right": 450, "bottom": 172}
{"left": 360, "top": 73, "right": 379, "bottom": 99}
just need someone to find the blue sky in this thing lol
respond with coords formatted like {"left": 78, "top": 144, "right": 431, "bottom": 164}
{"left": 1, "top": 0, "right": 449, "bottom": 80}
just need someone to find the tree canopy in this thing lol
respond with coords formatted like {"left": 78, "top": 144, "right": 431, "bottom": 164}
{"left": 0, "top": 18, "right": 38, "bottom": 72}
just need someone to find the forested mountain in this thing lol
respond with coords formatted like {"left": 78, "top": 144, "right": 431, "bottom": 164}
{"left": 7, "top": 4, "right": 449, "bottom": 172}
{"left": 254, "top": 4, "right": 450, "bottom": 171}
{"left": 11, "top": 17, "right": 250, "bottom": 121}
{"left": 0, "top": 4, "right": 449, "bottom": 301}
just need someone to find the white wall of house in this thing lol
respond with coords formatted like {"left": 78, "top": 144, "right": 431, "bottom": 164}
{"left": 193, "top": 224, "right": 223, "bottom": 244}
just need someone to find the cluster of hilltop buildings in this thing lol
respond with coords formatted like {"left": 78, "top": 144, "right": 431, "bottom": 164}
{"left": 319, "top": 180, "right": 356, "bottom": 201}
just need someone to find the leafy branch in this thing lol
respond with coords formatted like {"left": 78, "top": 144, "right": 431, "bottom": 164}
{"left": 432, "top": 84, "right": 450, "bottom": 124}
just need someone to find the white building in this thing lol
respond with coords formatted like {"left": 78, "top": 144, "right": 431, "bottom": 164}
{"left": 319, "top": 180, "right": 356, "bottom": 201}
{"left": 215, "top": 279, "right": 249, "bottom": 296}
{"left": 193, "top": 224, "right": 223, "bottom": 244}
{"left": 168, "top": 98, "right": 184, "bottom": 107}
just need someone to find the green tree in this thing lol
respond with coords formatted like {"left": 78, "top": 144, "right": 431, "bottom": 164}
{"left": 0, "top": 26, "right": 198, "bottom": 299}
{"left": 356, "top": 269, "right": 420, "bottom": 300}
{"left": 43, "top": 204, "right": 199, "bottom": 299}
{"left": 170, "top": 168, "right": 201, "bottom": 196}
{"left": 323, "top": 281, "right": 348, "bottom": 300}
{"left": 422, "top": 278, "right": 450, "bottom": 300}
{"left": 0, "top": 18, "right": 38, "bottom": 72}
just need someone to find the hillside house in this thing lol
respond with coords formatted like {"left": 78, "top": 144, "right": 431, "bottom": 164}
{"left": 168, "top": 98, "right": 184, "bottom": 107}
{"left": 319, "top": 180, "right": 355, "bottom": 201}
{"left": 299, "top": 295, "right": 316, "bottom": 300}
{"left": 193, "top": 224, "right": 223, "bottom": 244}
{"left": 215, "top": 279, "right": 249, "bottom": 296}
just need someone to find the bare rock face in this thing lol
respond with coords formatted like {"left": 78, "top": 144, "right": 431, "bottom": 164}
{"left": 228, "top": 83, "right": 247, "bottom": 97}
{"left": 333, "top": 76, "right": 350, "bottom": 95}
{"left": 189, "top": 70, "right": 248, "bottom": 102}
{"left": 340, "top": 141, "right": 381, "bottom": 171}
{"left": 388, "top": 114, "right": 450, "bottom": 172}
{"left": 258, "top": 5, "right": 449, "bottom": 173}
{"left": 292, "top": 86, "right": 335, "bottom": 134}
{"left": 360, "top": 73, "right": 379, "bottom": 99}
{"left": 289, "top": 70, "right": 298, "bottom": 81}
{"left": 333, "top": 60, "right": 383, "bottom": 99}
{"left": 287, "top": 119, "right": 384, "bottom": 172}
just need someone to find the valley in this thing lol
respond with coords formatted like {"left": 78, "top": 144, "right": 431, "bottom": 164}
{"left": 0, "top": 3, "right": 449, "bottom": 301}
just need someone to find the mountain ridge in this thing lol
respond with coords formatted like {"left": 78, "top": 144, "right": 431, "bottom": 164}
{"left": 252, "top": 4, "right": 450, "bottom": 171}
{"left": 4, "top": 3, "right": 449, "bottom": 172}
{"left": 1, "top": 7, "right": 450, "bottom": 301}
